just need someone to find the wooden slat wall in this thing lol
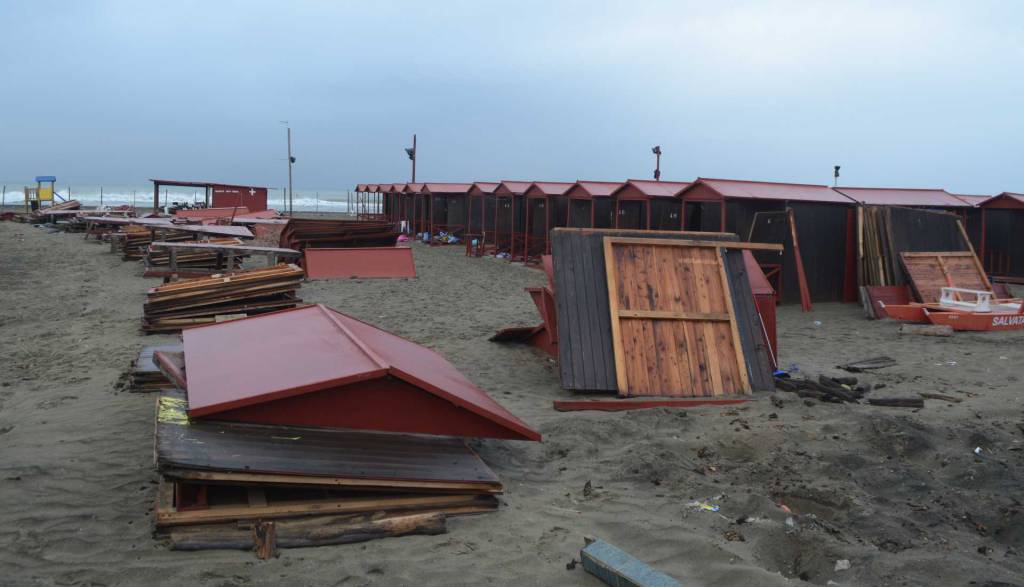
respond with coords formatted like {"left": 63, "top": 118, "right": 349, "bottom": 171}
{"left": 605, "top": 239, "right": 750, "bottom": 397}
{"left": 552, "top": 228, "right": 773, "bottom": 393}
{"left": 900, "top": 251, "right": 992, "bottom": 303}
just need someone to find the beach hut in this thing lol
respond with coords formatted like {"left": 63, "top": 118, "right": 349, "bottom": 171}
{"left": 468, "top": 182, "right": 499, "bottom": 253}
{"left": 422, "top": 183, "right": 473, "bottom": 240}
{"left": 150, "top": 179, "right": 270, "bottom": 212}
{"left": 402, "top": 183, "right": 425, "bottom": 233}
{"left": 950, "top": 193, "right": 989, "bottom": 249}
{"left": 976, "top": 192, "right": 1024, "bottom": 277}
{"left": 563, "top": 181, "right": 625, "bottom": 229}
{"left": 523, "top": 181, "right": 574, "bottom": 259}
{"left": 610, "top": 180, "right": 691, "bottom": 230}
{"left": 679, "top": 178, "right": 858, "bottom": 305}
{"left": 493, "top": 181, "right": 532, "bottom": 258}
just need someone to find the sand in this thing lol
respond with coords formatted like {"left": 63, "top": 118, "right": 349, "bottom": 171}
{"left": 1, "top": 219, "right": 1023, "bottom": 586}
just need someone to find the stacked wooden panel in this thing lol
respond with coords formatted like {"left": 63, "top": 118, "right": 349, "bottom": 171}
{"left": 127, "top": 344, "right": 182, "bottom": 392}
{"left": 144, "top": 237, "right": 247, "bottom": 272}
{"left": 279, "top": 219, "right": 398, "bottom": 251}
{"left": 141, "top": 264, "right": 304, "bottom": 333}
{"left": 154, "top": 390, "right": 501, "bottom": 554}
{"left": 118, "top": 226, "right": 193, "bottom": 260}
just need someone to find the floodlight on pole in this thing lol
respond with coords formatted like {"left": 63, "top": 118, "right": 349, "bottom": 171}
{"left": 652, "top": 145, "right": 662, "bottom": 181}
{"left": 281, "top": 120, "right": 294, "bottom": 216}
{"left": 833, "top": 165, "right": 841, "bottom": 187}
{"left": 406, "top": 134, "right": 417, "bottom": 183}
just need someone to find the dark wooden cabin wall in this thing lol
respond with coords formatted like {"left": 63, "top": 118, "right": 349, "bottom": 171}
{"left": 593, "top": 199, "right": 614, "bottom": 228}
{"left": 649, "top": 199, "right": 681, "bottom": 230}
{"left": 569, "top": 200, "right": 591, "bottom": 228}
{"left": 789, "top": 202, "right": 848, "bottom": 303}
{"left": 615, "top": 200, "right": 646, "bottom": 229}
{"left": 983, "top": 209, "right": 1024, "bottom": 277}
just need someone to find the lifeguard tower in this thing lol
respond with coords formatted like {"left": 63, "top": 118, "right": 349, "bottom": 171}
{"left": 25, "top": 176, "right": 57, "bottom": 211}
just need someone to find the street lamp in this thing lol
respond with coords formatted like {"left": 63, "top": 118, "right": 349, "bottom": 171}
{"left": 652, "top": 146, "right": 662, "bottom": 181}
{"left": 833, "top": 165, "right": 841, "bottom": 187}
{"left": 405, "top": 134, "right": 417, "bottom": 183}
{"left": 281, "top": 120, "right": 295, "bottom": 215}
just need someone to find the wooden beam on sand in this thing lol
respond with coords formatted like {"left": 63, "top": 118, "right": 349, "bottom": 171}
{"left": 553, "top": 398, "right": 749, "bottom": 412}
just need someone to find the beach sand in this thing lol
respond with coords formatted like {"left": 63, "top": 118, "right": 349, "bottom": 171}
{"left": 1, "top": 219, "right": 1022, "bottom": 586}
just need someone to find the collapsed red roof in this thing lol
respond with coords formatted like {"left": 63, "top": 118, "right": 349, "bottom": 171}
{"left": 183, "top": 304, "right": 540, "bottom": 441}
{"left": 833, "top": 186, "right": 968, "bottom": 207}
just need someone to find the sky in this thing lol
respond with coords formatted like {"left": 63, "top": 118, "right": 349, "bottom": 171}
{"left": 1, "top": 0, "right": 1022, "bottom": 194}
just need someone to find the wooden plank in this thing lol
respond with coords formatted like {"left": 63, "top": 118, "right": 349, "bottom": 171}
{"left": 596, "top": 236, "right": 782, "bottom": 251}
{"left": 167, "top": 512, "right": 448, "bottom": 551}
{"left": 157, "top": 488, "right": 496, "bottom": 527}
{"left": 151, "top": 241, "right": 301, "bottom": 255}
{"left": 553, "top": 398, "right": 749, "bottom": 411}
{"left": 717, "top": 247, "right": 751, "bottom": 393}
{"left": 603, "top": 237, "right": 629, "bottom": 392}
{"left": 161, "top": 468, "right": 502, "bottom": 494}
{"left": 788, "top": 209, "right": 813, "bottom": 312}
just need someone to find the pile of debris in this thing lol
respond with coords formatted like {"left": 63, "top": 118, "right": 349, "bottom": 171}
{"left": 7, "top": 199, "right": 82, "bottom": 223}
{"left": 150, "top": 304, "right": 539, "bottom": 556}
{"left": 126, "top": 344, "right": 182, "bottom": 392}
{"left": 141, "top": 264, "right": 304, "bottom": 333}
{"left": 279, "top": 219, "right": 398, "bottom": 251}
{"left": 144, "top": 237, "right": 247, "bottom": 273}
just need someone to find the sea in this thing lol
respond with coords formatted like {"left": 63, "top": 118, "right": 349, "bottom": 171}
{"left": 0, "top": 182, "right": 357, "bottom": 213}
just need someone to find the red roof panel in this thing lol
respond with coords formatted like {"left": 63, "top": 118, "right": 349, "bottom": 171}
{"left": 183, "top": 305, "right": 539, "bottom": 441}
{"left": 497, "top": 181, "right": 533, "bottom": 195}
{"left": 403, "top": 183, "right": 424, "bottom": 193}
{"left": 834, "top": 187, "right": 968, "bottom": 207}
{"left": 422, "top": 183, "right": 473, "bottom": 194}
{"left": 619, "top": 179, "right": 691, "bottom": 198}
{"left": 573, "top": 181, "right": 625, "bottom": 197}
{"left": 691, "top": 178, "right": 853, "bottom": 204}
{"left": 470, "top": 182, "right": 499, "bottom": 194}
{"left": 527, "top": 182, "right": 575, "bottom": 196}
{"left": 977, "top": 192, "right": 1024, "bottom": 207}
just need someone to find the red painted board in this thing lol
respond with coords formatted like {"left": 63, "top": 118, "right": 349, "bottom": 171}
{"left": 554, "top": 398, "right": 749, "bottom": 412}
{"left": 304, "top": 247, "right": 416, "bottom": 279}
{"left": 183, "top": 304, "right": 540, "bottom": 441}
{"left": 865, "top": 286, "right": 911, "bottom": 319}
{"left": 925, "top": 309, "right": 1024, "bottom": 331}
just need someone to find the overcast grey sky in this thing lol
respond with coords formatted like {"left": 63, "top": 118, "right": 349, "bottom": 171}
{"left": 1, "top": 0, "right": 1022, "bottom": 193}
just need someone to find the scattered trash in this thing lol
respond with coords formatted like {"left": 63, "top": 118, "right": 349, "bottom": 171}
{"left": 838, "top": 356, "right": 897, "bottom": 373}
{"left": 583, "top": 480, "right": 594, "bottom": 497}
{"left": 778, "top": 503, "right": 792, "bottom": 514}
{"left": 974, "top": 447, "right": 983, "bottom": 456}
{"left": 687, "top": 500, "right": 720, "bottom": 513}
{"left": 565, "top": 558, "right": 578, "bottom": 570}
{"left": 834, "top": 559, "right": 851, "bottom": 571}
{"left": 813, "top": 320, "right": 822, "bottom": 327}
{"left": 724, "top": 530, "right": 745, "bottom": 542}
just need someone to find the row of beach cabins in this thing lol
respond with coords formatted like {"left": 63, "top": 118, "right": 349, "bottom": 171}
{"left": 351, "top": 178, "right": 1024, "bottom": 305}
